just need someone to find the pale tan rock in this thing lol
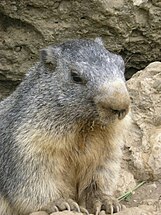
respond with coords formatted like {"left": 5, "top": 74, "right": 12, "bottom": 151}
{"left": 125, "top": 62, "right": 161, "bottom": 180}
{"left": 116, "top": 169, "right": 136, "bottom": 194}
{"left": 50, "top": 212, "right": 84, "bottom": 215}
{"left": 133, "top": 0, "right": 148, "bottom": 6}
{"left": 116, "top": 206, "right": 158, "bottom": 215}
{"left": 29, "top": 211, "right": 49, "bottom": 215}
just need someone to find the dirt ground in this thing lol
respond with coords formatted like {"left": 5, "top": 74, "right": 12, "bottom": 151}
{"left": 122, "top": 181, "right": 161, "bottom": 207}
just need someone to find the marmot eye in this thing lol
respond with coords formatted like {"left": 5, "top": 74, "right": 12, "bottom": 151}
{"left": 71, "top": 71, "right": 83, "bottom": 84}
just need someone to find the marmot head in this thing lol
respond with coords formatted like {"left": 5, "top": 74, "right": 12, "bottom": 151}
{"left": 40, "top": 38, "right": 130, "bottom": 129}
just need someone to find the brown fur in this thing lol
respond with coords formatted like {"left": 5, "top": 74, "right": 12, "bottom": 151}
{"left": 0, "top": 196, "right": 17, "bottom": 215}
{"left": 1, "top": 115, "right": 129, "bottom": 215}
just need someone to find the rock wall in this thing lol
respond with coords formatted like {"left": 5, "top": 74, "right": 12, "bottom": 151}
{"left": 116, "top": 62, "right": 161, "bottom": 214}
{"left": 125, "top": 62, "right": 161, "bottom": 181}
{"left": 0, "top": 0, "right": 161, "bottom": 99}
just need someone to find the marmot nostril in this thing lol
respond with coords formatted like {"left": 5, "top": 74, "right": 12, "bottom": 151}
{"left": 110, "top": 107, "right": 129, "bottom": 120}
{"left": 112, "top": 109, "right": 126, "bottom": 114}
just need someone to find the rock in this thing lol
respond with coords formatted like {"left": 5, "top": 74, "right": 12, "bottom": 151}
{"left": 116, "top": 206, "right": 158, "bottom": 215}
{"left": 125, "top": 62, "right": 161, "bottom": 180}
{"left": 133, "top": 0, "right": 148, "bottom": 6}
{"left": 0, "top": 80, "right": 18, "bottom": 101}
{"left": 50, "top": 212, "right": 83, "bottom": 215}
{"left": 29, "top": 212, "right": 84, "bottom": 215}
{"left": 116, "top": 169, "right": 136, "bottom": 195}
{"left": 29, "top": 212, "right": 48, "bottom": 215}
{"left": 1, "top": 1, "right": 161, "bottom": 98}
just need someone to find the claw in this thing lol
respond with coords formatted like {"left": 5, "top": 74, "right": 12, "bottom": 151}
{"left": 116, "top": 205, "right": 120, "bottom": 213}
{"left": 110, "top": 205, "right": 113, "bottom": 215}
{"left": 72, "top": 202, "right": 81, "bottom": 213}
{"left": 122, "top": 204, "right": 126, "bottom": 210}
{"left": 80, "top": 206, "right": 89, "bottom": 215}
{"left": 95, "top": 200, "right": 102, "bottom": 215}
{"left": 64, "top": 202, "right": 71, "bottom": 211}
{"left": 41, "top": 198, "right": 86, "bottom": 214}
{"left": 119, "top": 204, "right": 126, "bottom": 211}
{"left": 53, "top": 206, "right": 59, "bottom": 212}
{"left": 96, "top": 205, "right": 101, "bottom": 215}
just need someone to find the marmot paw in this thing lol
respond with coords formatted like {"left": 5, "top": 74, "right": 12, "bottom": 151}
{"left": 41, "top": 198, "right": 89, "bottom": 214}
{"left": 94, "top": 195, "right": 125, "bottom": 215}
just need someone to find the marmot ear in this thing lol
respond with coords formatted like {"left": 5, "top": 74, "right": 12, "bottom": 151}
{"left": 94, "top": 37, "right": 104, "bottom": 46}
{"left": 40, "top": 46, "right": 61, "bottom": 70}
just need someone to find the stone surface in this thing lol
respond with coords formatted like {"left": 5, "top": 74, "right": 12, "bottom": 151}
{"left": 116, "top": 169, "right": 136, "bottom": 195}
{"left": 30, "top": 212, "right": 84, "bottom": 215}
{"left": 125, "top": 62, "right": 161, "bottom": 180}
{"left": 30, "top": 212, "right": 48, "bottom": 215}
{"left": 0, "top": 0, "right": 161, "bottom": 99}
{"left": 50, "top": 212, "right": 83, "bottom": 215}
{"left": 116, "top": 206, "right": 159, "bottom": 215}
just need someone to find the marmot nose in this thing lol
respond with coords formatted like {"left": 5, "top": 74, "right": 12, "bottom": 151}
{"left": 95, "top": 80, "right": 130, "bottom": 120}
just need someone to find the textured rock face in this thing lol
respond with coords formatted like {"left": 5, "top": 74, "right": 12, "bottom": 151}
{"left": 0, "top": 0, "right": 161, "bottom": 99}
{"left": 115, "top": 62, "right": 161, "bottom": 214}
{"left": 125, "top": 62, "right": 161, "bottom": 181}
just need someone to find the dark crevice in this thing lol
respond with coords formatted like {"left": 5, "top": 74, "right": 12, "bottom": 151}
{"left": 0, "top": 79, "right": 20, "bottom": 87}
{"left": 119, "top": 49, "right": 149, "bottom": 80}
{"left": 0, "top": 80, "right": 20, "bottom": 100}
{"left": 125, "top": 67, "right": 138, "bottom": 80}
{"left": 80, "top": 16, "right": 86, "bottom": 20}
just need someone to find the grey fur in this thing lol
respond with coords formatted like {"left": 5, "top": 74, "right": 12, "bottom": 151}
{"left": 0, "top": 39, "right": 130, "bottom": 215}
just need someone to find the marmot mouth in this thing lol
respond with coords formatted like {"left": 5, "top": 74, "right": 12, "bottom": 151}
{"left": 88, "top": 100, "right": 129, "bottom": 126}
{"left": 96, "top": 106, "right": 128, "bottom": 125}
